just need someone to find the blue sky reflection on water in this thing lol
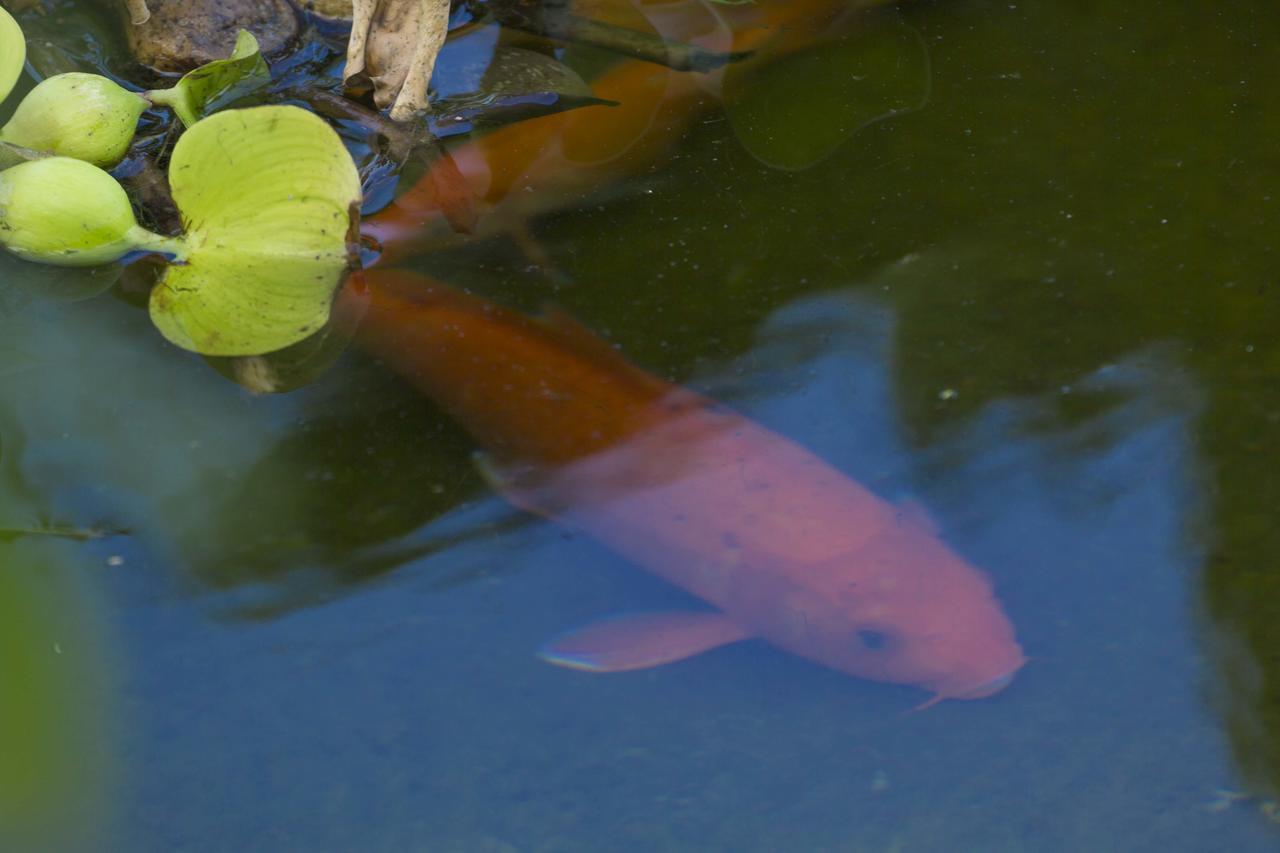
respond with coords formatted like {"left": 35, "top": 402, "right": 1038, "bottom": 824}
{"left": 4, "top": 0, "right": 1280, "bottom": 849}
{"left": 30, "top": 282, "right": 1262, "bottom": 851}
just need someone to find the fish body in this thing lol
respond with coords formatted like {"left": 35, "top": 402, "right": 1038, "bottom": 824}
{"left": 351, "top": 271, "right": 1025, "bottom": 702}
{"left": 362, "top": 0, "right": 869, "bottom": 260}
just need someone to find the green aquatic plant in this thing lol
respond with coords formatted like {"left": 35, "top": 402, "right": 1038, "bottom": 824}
{"left": 1, "top": 105, "right": 361, "bottom": 357}
{"left": 0, "top": 20, "right": 267, "bottom": 169}
{"left": 0, "top": 6, "right": 22, "bottom": 105}
{"left": 145, "top": 30, "right": 270, "bottom": 128}
{"left": 0, "top": 73, "right": 148, "bottom": 168}
{"left": 148, "top": 105, "right": 362, "bottom": 357}
{"left": 0, "top": 157, "right": 180, "bottom": 266}
{"left": 0, "top": 10, "right": 143, "bottom": 168}
{"left": 0, "top": 8, "right": 358, "bottom": 358}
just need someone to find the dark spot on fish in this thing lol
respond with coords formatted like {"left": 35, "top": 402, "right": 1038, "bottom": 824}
{"left": 856, "top": 628, "right": 895, "bottom": 652}
{"left": 721, "top": 531, "right": 741, "bottom": 549}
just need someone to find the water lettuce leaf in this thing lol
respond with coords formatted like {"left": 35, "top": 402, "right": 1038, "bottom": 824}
{"left": 146, "top": 30, "right": 270, "bottom": 127}
{"left": 149, "top": 105, "right": 361, "bottom": 357}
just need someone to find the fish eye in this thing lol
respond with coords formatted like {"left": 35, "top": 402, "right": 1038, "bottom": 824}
{"left": 855, "top": 628, "right": 896, "bottom": 652}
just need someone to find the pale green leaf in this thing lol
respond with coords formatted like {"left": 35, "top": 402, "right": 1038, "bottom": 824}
{"left": 146, "top": 30, "right": 270, "bottom": 128}
{"left": 150, "top": 106, "right": 361, "bottom": 357}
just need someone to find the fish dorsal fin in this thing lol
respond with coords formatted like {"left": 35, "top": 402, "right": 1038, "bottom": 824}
{"left": 535, "top": 306, "right": 672, "bottom": 398}
{"left": 538, "top": 610, "right": 753, "bottom": 672}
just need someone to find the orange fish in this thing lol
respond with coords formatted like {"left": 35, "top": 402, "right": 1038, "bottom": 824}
{"left": 362, "top": 0, "right": 865, "bottom": 261}
{"left": 346, "top": 270, "right": 1025, "bottom": 703}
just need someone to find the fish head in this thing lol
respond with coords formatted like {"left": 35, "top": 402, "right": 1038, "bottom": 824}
{"left": 812, "top": 523, "right": 1026, "bottom": 701}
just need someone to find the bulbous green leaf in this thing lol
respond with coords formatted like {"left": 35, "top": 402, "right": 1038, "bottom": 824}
{"left": 0, "top": 73, "right": 147, "bottom": 168}
{"left": 0, "top": 7, "right": 23, "bottom": 105}
{"left": 146, "top": 30, "right": 270, "bottom": 128}
{"left": 0, "top": 157, "right": 179, "bottom": 267}
{"left": 149, "top": 105, "right": 361, "bottom": 357}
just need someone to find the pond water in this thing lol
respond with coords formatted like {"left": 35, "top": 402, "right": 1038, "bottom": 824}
{"left": 4, "top": 0, "right": 1280, "bottom": 850}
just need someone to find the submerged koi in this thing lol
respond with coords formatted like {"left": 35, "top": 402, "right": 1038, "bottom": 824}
{"left": 362, "top": 0, "right": 870, "bottom": 261}
{"left": 347, "top": 270, "right": 1025, "bottom": 703}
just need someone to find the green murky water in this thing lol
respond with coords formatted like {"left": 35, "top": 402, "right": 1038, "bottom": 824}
{"left": 4, "top": 0, "right": 1280, "bottom": 849}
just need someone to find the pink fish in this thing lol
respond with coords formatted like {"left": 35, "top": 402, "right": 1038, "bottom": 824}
{"left": 349, "top": 270, "right": 1025, "bottom": 703}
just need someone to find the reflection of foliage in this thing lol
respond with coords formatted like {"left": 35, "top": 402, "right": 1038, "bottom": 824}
{"left": 0, "top": 541, "right": 116, "bottom": 849}
{"left": 0, "top": 390, "right": 117, "bottom": 848}
{"left": 177, "top": 359, "right": 525, "bottom": 618}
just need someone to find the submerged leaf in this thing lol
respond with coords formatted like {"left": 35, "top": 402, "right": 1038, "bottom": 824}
{"left": 430, "top": 90, "right": 616, "bottom": 137}
{"left": 0, "top": 6, "right": 24, "bottom": 105}
{"left": 429, "top": 46, "right": 616, "bottom": 136}
{"left": 725, "top": 11, "right": 931, "bottom": 171}
{"left": 146, "top": 30, "right": 270, "bottom": 127}
{"left": 149, "top": 106, "right": 362, "bottom": 357}
{"left": 479, "top": 46, "right": 595, "bottom": 99}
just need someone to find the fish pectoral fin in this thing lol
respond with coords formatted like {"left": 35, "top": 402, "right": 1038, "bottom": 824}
{"left": 538, "top": 610, "right": 754, "bottom": 673}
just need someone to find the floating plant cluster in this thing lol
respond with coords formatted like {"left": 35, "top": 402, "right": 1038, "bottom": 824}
{"left": 0, "top": 8, "right": 361, "bottom": 357}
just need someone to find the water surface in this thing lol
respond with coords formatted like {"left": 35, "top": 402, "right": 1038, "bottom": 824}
{"left": 4, "top": 1, "right": 1280, "bottom": 850}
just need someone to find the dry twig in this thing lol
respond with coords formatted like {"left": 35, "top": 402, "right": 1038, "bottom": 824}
{"left": 345, "top": 0, "right": 451, "bottom": 121}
